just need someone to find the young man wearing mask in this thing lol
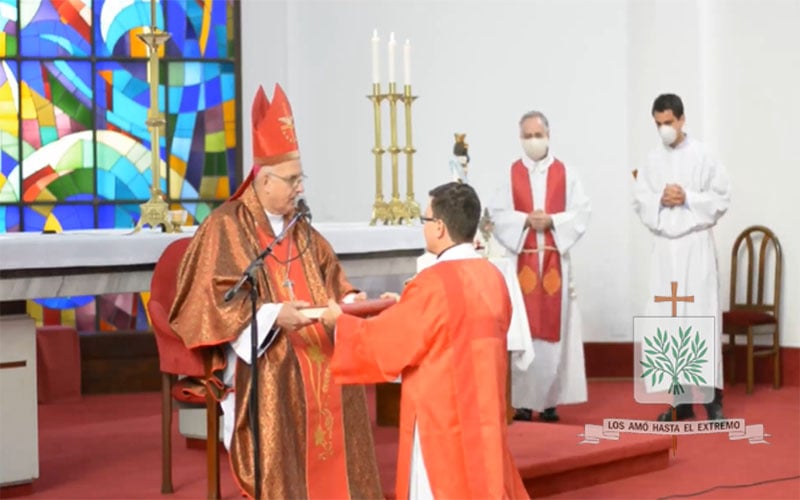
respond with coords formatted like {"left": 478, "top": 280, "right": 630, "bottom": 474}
{"left": 633, "top": 93, "right": 731, "bottom": 421}
{"left": 488, "top": 111, "right": 591, "bottom": 423}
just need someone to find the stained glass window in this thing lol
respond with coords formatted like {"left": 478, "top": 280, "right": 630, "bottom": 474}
{"left": 1, "top": 0, "right": 240, "bottom": 331}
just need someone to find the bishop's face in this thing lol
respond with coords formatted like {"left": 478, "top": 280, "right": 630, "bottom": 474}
{"left": 255, "top": 159, "right": 305, "bottom": 215}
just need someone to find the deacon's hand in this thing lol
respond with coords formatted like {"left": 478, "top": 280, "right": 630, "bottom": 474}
{"left": 276, "top": 301, "right": 313, "bottom": 331}
{"left": 320, "top": 299, "right": 343, "bottom": 333}
{"left": 380, "top": 291, "right": 401, "bottom": 302}
{"left": 671, "top": 184, "right": 686, "bottom": 205}
{"left": 661, "top": 184, "right": 686, "bottom": 207}
{"left": 352, "top": 291, "right": 367, "bottom": 302}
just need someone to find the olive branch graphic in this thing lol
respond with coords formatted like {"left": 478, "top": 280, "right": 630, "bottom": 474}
{"left": 640, "top": 326, "right": 708, "bottom": 395}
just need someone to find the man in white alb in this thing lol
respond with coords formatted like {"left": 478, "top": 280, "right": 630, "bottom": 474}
{"left": 633, "top": 93, "right": 730, "bottom": 421}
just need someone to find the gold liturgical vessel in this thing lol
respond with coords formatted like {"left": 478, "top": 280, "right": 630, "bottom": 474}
{"left": 133, "top": 0, "right": 180, "bottom": 233}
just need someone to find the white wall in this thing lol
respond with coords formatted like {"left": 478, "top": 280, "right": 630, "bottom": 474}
{"left": 241, "top": 0, "right": 799, "bottom": 347}
{"left": 707, "top": 0, "right": 800, "bottom": 348}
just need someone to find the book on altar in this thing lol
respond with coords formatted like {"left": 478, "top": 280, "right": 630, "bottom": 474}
{"left": 299, "top": 297, "right": 397, "bottom": 320}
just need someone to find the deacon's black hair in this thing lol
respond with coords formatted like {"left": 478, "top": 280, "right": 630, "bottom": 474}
{"left": 652, "top": 93, "right": 684, "bottom": 119}
{"left": 428, "top": 182, "right": 481, "bottom": 243}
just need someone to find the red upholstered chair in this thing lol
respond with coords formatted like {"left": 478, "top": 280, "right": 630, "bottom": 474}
{"left": 722, "top": 226, "right": 782, "bottom": 394}
{"left": 148, "top": 237, "right": 220, "bottom": 499}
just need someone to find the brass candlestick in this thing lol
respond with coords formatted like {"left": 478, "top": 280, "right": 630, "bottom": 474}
{"left": 401, "top": 84, "right": 419, "bottom": 222}
{"left": 386, "top": 82, "right": 408, "bottom": 224}
{"left": 368, "top": 83, "right": 390, "bottom": 225}
{"left": 133, "top": 0, "right": 175, "bottom": 233}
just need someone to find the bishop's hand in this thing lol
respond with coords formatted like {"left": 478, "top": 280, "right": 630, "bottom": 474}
{"left": 276, "top": 301, "right": 313, "bottom": 331}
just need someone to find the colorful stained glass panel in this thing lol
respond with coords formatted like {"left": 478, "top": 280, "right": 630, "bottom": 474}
{"left": 23, "top": 202, "right": 95, "bottom": 231}
{"left": 20, "top": 60, "right": 93, "bottom": 149}
{"left": 0, "top": 0, "right": 18, "bottom": 57}
{"left": 4, "top": 0, "right": 238, "bottom": 327}
{"left": 95, "top": 60, "right": 165, "bottom": 151}
{"left": 0, "top": 60, "right": 19, "bottom": 203}
{"left": 19, "top": 0, "right": 92, "bottom": 57}
{"left": 20, "top": 133, "right": 95, "bottom": 204}
{"left": 94, "top": 0, "right": 165, "bottom": 58}
{"left": 0, "top": 204, "right": 20, "bottom": 231}
{"left": 166, "top": 61, "right": 235, "bottom": 200}
{"left": 165, "top": 0, "right": 234, "bottom": 58}
{"left": 97, "top": 202, "right": 141, "bottom": 229}
{"left": 96, "top": 129, "right": 165, "bottom": 202}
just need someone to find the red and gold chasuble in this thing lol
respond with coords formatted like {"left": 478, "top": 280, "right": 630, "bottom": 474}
{"left": 511, "top": 159, "right": 566, "bottom": 342}
{"left": 256, "top": 226, "right": 350, "bottom": 498}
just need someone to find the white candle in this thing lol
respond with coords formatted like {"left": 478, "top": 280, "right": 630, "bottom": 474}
{"left": 371, "top": 29, "right": 380, "bottom": 84}
{"left": 387, "top": 32, "right": 396, "bottom": 83}
{"left": 403, "top": 39, "right": 411, "bottom": 86}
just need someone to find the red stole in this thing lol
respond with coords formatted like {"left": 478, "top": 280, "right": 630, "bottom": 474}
{"left": 256, "top": 226, "right": 350, "bottom": 499}
{"left": 511, "top": 159, "right": 566, "bottom": 342}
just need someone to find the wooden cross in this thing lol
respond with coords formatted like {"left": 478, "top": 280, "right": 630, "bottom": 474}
{"left": 653, "top": 280, "right": 694, "bottom": 458}
{"left": 654, "top": 281, "right": 694, "bottom": 317}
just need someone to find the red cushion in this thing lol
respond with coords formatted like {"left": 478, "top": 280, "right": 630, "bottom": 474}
{"left": 149, "top": 299, "right": 205, "bottom": 376}
{"left": 723, "top": 310, "right": 776, "bottom": 328}
{"left": 171, "top": 377, "right": 207, "bottom": 404}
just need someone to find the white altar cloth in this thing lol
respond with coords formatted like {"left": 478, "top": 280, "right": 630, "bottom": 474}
{"left": 0, "top": 223, "right": 426, "bottom": 301}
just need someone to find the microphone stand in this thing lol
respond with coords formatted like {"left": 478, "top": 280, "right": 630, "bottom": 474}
{"left": 223, "top": 208, "right": 307, "bottom": 500}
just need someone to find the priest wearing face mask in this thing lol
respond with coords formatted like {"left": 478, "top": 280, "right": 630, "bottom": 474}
{"left": 633, "top": 93, "right": 731, "bottom": 421}
{"left": 488, "top": 110, "right": 591, "bottom": 423}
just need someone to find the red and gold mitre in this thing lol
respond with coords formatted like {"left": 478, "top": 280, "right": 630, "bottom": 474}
{"left": 252, "top": 83, "right": 299, "bottom": 168}
{"left": 231, "top": 84, "right": 299, "bottom": 200}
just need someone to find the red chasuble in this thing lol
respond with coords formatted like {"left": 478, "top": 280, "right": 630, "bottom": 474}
{"left": 511, "top": 159, "right": 566, "bottom": 342}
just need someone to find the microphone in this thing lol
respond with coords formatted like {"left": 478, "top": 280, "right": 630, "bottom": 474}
{"left": 296, "top": 198, "right": 312, "bottom": 221}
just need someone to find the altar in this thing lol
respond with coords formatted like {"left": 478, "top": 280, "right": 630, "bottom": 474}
{"left": 0, "top": 223, "right": 426, "bottom": 487}
{"left": 0, "top": 224, "right": 426, "bottom": 301}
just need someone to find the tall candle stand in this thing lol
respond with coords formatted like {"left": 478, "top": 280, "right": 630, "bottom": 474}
{"left": 386, "top": 82, "right": 409, "bottom": 224}
{"left": 401, "top": 84, "right": 419, "bottom": 222}
{"left": 133, "top": 0, "right": 175, "bottom": 233}
{"left": 368, "top": 83, "right": 391, "bottom": 225}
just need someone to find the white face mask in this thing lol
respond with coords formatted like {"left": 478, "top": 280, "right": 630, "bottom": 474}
{"left": 658, "top": 124, "right": 678, "bottom": 146}
{"left": 521, "top": 137, "right": 549, "bottom": 161}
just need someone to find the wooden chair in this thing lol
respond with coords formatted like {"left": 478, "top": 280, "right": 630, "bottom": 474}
{"left": 148, "top": 238, "right": 221, "bottom": 499}
{"left": 722, "top": 225, "right": 782, "bottom": 394}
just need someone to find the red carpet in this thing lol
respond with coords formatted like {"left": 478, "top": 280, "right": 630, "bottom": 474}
{"left": 3, "top": 381, "right": 797, "bottom": 499}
